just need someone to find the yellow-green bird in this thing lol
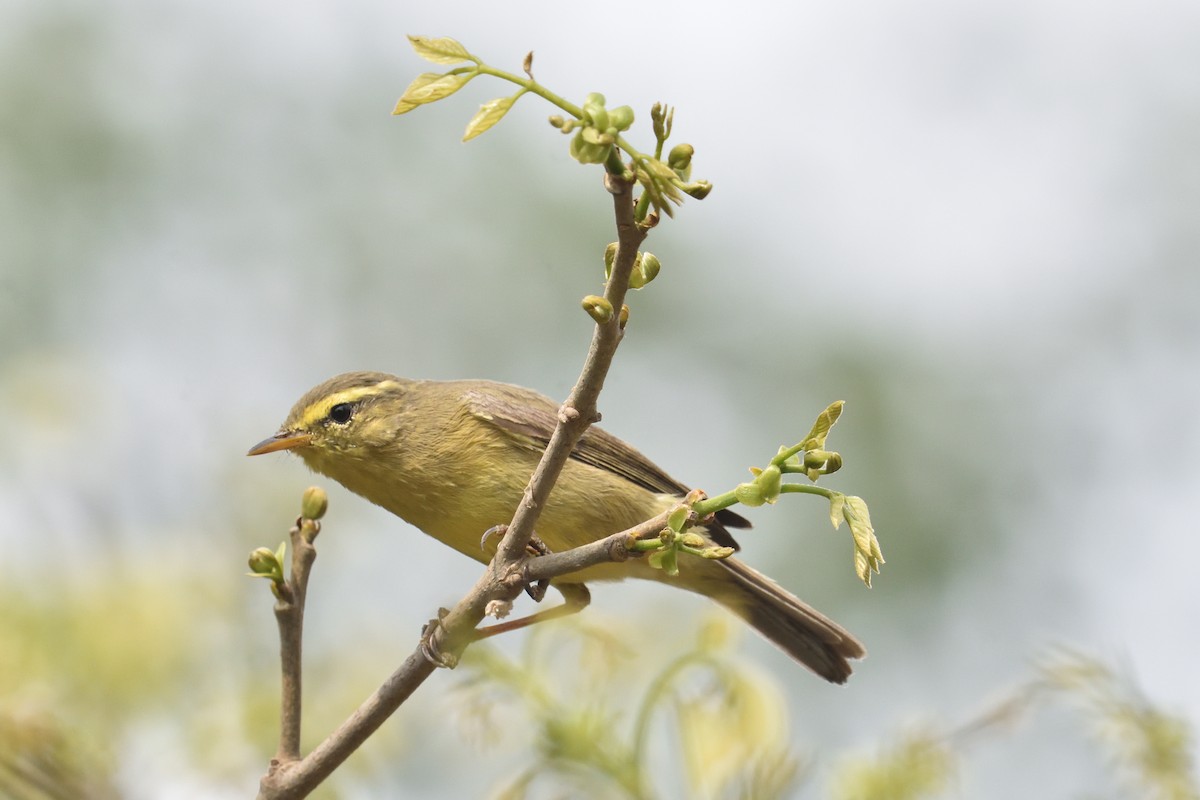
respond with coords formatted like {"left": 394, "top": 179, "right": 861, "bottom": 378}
{"left": 248, "top": 371, "right": 864, "bottom": 683}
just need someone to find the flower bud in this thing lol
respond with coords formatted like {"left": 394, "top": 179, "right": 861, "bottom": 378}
{"left": 608, "top": 105, "right": 635, "bottom": 131}
{"left": 703, "top": 546, "right": 736, "bottom": 560}
{"left": 583, "top": 93, "right": 609, "bottom": 130}
{"left": 804, "top": 450, "right": 831, "bottom": 470}
{"left": 301, "top": 486, "right": 328, "bottom": 520}
{"left": 668, "top": 143, "right": 694, "bottom": 172}
{"left": 680, "top": 180, "right": 712, "bottom": 200}
{"left": 651, "top": 102, "right": 668, "bottom": 141}
{"left": 569, "top": 131, "right": 611, "bottom": 164}
{"left": 248, "top": 546, "right": 285, "bottom": 585}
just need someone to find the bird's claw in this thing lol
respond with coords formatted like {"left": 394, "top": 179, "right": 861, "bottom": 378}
{"left": 479, "top": 526, "right": 552, "bottom": 603}
{"left": 419, "top": 608, "right": 459, "bottom": 669}
{"left": 480, "top": 525, "right": 553, "bottom": 559}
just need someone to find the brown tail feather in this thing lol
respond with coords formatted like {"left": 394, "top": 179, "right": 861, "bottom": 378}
{"left": 708, "top": 557, "right": 865, "bottom": 684}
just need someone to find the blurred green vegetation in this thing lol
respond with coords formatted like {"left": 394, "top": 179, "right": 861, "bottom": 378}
{"left": 2, "top": 1, "right": 1198, "bottom": 798}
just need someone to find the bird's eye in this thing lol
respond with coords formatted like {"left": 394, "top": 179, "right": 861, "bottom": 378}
{"left": 328, "top": 402, "right": 354, "bottom": 424}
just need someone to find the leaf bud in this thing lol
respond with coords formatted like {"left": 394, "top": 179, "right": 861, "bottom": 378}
{"left": 629, "top": 252, "right": 661, "bottom": 289}
{"left": 618, "top": 304, "right": 630, "bottom": 329}
{"left": 603, "top": 242, "right": 618, "bottom": 279}
{"left": 581, "top": 294, "right": 614, "bottom": 324}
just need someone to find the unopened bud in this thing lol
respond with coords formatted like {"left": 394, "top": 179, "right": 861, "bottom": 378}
{"left": 581, "top": 294, "right": 614, "bottom": 324}
{"left": 569, "top": 131, "right": 611, "bottom": 164}
{"left": 668, "top": 143, "right": 694, "bottom": 172}
{"left": 680, "top": 180, "right": 712, "bottom": 200}
{"left": 583, "top": 93, "right": 609, "bottom": 130}
{"left": 603, "top": 242, "right": 619, "bottom": 280}
{"left": 618, "top": 304, "right": 630, "bottom": 329}
{"left": 734, "top": 481, "right": 765, "bottom": 507}
{"left": 703, "top": 546, "right": 736, "bottom": 560}
{"left": 301, "top": 486, "right": 328, "bottom": 520}
{"left": 756, "top": 465, "right": 782, "bottom": 503}
{"left": 608, "top": 105, "right": 635, "bottom": 131}
{"left": 804, "top": 450, "right": 830, "bottom": 470}
{"left": 651, "top": 102, "right": 670, "bottom": 141}
{"left": 629, "top": 252, "right": 661, "bottom": 289}
{"left": 248, "top": 547, "right": 279, "bottom": 575}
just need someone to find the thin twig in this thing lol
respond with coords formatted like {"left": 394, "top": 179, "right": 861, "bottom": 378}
{"left": 275, "top": 519, "right": 317, "bottom": 763}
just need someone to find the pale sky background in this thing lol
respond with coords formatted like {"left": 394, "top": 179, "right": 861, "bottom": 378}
{"left": 2, "top": 0, "right": 1198, "bottom": 797}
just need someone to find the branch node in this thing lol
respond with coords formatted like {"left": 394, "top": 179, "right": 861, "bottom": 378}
{"left": 603, "top": 169, "right": 633, "bottom": 195}
{"left": 607, "top": 535, "right": 631, "bottom": 562}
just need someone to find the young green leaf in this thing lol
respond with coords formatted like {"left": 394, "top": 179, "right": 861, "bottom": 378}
{"left": 843, "top": 495, "right": 883, "bottom": 586}
{"left": 393, "top": 72, "right": 443, "bottom": 115}
{"left": 464, "top": 94, "right": 519, "bottom": 141}
{"left": 828, "top": 491, "right": 846, "bottom": 530}
{"left": 801, "top": 400, "right": 845, "bottom": 451}
{"left": 407, "top": 35, "right": 474, "bottom": 65}
{"left": 399, "top": 72, "right": 473, "bottom": 108}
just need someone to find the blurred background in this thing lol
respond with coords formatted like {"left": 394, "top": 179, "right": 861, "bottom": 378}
{"left": 2, "top": 0, "right": 1197, "bottom": 797}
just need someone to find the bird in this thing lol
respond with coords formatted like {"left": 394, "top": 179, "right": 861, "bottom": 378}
{"left": 248, "top": 371, "right": 865, "bottom": 683}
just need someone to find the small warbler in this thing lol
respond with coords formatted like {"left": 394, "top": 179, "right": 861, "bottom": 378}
{"left": 248, "top": 371, "right": 864, "bottom": 683}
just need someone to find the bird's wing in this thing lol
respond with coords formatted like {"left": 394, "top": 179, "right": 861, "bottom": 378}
{"left": 464, "top": 385, "right": 748, "bottom": 549}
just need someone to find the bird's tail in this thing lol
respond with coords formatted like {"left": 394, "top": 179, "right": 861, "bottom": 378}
{"left": 704, "top": 557, "right": 865, "bottom": 684}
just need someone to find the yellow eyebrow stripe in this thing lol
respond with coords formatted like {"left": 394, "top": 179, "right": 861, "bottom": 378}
{"left": 298, "top": 380, "right": 402, "bottom": 428}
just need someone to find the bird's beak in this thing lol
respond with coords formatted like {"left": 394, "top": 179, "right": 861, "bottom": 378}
{"left": 247, "top": 431, "right": 313, "bottom": 456}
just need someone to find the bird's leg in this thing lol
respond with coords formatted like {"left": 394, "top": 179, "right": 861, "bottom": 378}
{"left": 473, "top": 583, "right": 592, "bottom": 641}
{"left": 480, "top": 524, "right": 552, "bottom": 601}
{"left": 419, "top": 607, "right": 458, "bottom": 669}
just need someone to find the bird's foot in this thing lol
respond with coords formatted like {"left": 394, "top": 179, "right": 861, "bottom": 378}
{"left": 419, "top": 607, "right": 459, "bottom": 669}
